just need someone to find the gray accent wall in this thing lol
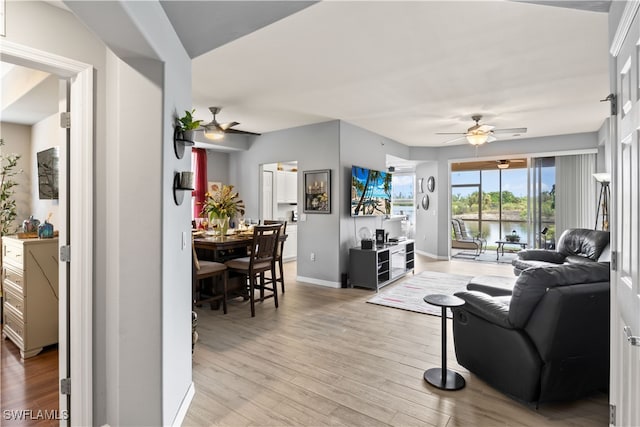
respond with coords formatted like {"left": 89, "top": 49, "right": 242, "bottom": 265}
{"left": 338, "top": 122, "right": 410, "bottom": 281}
{"left": 229, "top": 121, "right": 341, "bottom": 284}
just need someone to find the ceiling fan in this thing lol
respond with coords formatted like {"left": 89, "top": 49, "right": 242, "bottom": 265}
{"left": 496, "top": 159, "right": 526, "bottom": 169}
{"left": 202, "top": 106, "right": 261, "bottom": 140}
{"left": 437, "top": 115, "right": 527, "bottom": 146}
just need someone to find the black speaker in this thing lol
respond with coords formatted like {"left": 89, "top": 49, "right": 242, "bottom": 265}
{"left": 361, "top": 239, "right": 373, "bottom": 249}
{"left": 376, "top": 229, "right": 385, "bottom": 246}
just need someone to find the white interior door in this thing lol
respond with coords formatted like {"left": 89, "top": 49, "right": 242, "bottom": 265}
{"left": 610, "top": 3, "right": 640, "bottom": 426}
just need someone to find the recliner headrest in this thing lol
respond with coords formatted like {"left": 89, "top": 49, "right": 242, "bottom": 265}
{"left": 556, "top": 228, "right": 610, "bottom": 260}
{"left": 508, "top": 263, "right": 610, "bottom": 328}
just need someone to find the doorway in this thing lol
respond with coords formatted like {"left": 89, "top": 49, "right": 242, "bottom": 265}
{"left": 260, "top": 161, "right": 298, "bottom": 262}
{"left": 1, "top": 40, "right": 94, "bottom": 426}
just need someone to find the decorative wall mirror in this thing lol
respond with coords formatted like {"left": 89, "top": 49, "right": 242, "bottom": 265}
{"left": 417, "top": 177, "right": 424, "bottom": 193}
{"left": 421, "top": 194, "right": 430, "bottom": 210}
{"left": 426, "top": 176, "right": 435, "bottom": 192}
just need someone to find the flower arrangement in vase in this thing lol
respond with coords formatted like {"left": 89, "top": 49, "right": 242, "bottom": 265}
{"left": 201, "top": 184, "right": 245, "bottom": 236}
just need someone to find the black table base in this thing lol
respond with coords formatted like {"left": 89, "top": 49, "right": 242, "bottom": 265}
{"left": 424, "top": 367, "right": 466, "bottom": 390}
{"left": 422, "top": 294, "right": 466, "bottom": 391}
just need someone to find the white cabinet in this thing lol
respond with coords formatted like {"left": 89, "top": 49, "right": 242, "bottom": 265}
{"left": 283, "top": 223, "right": 297, "bottom": 261}
{"left": 276, "top": 171, "right": 297, "bottom": 204}
{"left": 2, "top": 236, "right": 59, "bottom": 359}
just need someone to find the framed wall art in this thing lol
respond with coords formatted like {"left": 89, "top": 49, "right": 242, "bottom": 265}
{"left": 303, "top": 169, "right": 331, "bottom": 213}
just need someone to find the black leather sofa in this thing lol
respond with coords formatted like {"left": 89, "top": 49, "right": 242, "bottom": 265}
{"left": 512, "top": 228, "right": 610, "bottom": 275}
{"left": 452, "top": 263, "right": 610, "bottom": 405}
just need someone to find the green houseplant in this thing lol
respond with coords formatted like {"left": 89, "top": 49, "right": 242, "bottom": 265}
{"left": 177, "top": 109, "right": 202, "bottom": 142}
{"left": 201, "top": 184, "right": 245, "bottom": 236}
{"left": 0, "top": 138, "right": 23, "bottom": 237}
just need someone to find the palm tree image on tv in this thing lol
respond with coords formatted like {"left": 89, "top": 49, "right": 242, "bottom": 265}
{"left": 351, "top": 167, "right": 392, "bottom": 216}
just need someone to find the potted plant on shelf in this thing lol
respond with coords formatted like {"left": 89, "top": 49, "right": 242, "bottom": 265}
{"left": 177, "top": 109, "right": 202, "bottom": 142}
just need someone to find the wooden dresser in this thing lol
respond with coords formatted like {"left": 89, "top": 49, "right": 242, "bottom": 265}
{"left": 2, "top": 236, "right": 59, "bottom": 359}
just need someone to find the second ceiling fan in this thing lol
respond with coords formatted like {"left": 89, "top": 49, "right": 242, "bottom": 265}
{"left": 437, "top": 115, "right": 527, "bottom": 146}
{"left": 202, "top": 106, "right": 261, "bottom": 140}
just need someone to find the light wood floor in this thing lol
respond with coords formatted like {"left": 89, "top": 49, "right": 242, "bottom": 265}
{"left": 185, "top": 254, "right": 608, "bottom": 427}
{"left": 0, "top": 340, "right": 59, "bottom": 427}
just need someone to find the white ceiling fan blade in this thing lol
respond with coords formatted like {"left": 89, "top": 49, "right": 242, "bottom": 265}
{"left": 436, "top": 132, "right": 467, "bottom": 135}
{"left": 219, "top": 121, "right": 240, "bottom": 130}
{"left": 486, "top": 135, "right": 497, "bottom": 143}
{"left": 477, "top": 124, "right": 494, "bottom": 132}
{"left": 492, "top": 127, "right": 527, "bottom": 134}
{"left": 442, "top": 135, "right": 467, "bottom": 144}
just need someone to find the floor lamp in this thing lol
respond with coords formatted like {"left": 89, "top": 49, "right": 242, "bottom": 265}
{"left": 593, "top": 173, "right": 610, "bottom": 231}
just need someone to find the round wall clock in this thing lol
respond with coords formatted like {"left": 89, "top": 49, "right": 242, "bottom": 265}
{"left": 426, "top": 176, "right": 435, "bottom": 192}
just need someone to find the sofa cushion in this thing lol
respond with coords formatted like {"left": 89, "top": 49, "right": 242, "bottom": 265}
{"left": 508, "top": 263, "right": 610, "bottom": 328}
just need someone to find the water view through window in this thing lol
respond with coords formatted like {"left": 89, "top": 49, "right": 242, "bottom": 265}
{"left": 451, "top": 159, "right": 555, "bottom": 248}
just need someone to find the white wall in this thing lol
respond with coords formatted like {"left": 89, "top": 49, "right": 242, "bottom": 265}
{"left": 30, "top": 113, "right": 61, "bottom": 225}
{"left": 0, "top": 122, "right": 31, "bottom": 231}
{"left": 7, "top": 1, "right": 193, "bottom": 425}
{"left": 414, "top": 161, "right": 440, "bottom": 258}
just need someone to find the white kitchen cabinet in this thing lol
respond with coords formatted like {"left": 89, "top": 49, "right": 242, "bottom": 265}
{"left": 283, "top": 223, "right": 297, "bottom": 261}
{"left": 276, "top": 171, "right": 298, "bottom": 204}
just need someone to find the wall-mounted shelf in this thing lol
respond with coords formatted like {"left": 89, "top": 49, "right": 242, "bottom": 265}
{"left": 173, "top": 173, "right": 194, "bottom": 205}
{"left": 173, "top": 126, "right": 195, "bottom": 159}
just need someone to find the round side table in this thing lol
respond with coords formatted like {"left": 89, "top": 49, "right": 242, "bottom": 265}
{"left": 423, "top": 294, "right": 466, "bottom": 390}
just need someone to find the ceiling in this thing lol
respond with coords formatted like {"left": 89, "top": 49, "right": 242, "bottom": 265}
{"left": 184, "top": 0, "right": 610, "bottom": 147}
{"left": 3, "top": 1, "right": 611, "bottom": 150}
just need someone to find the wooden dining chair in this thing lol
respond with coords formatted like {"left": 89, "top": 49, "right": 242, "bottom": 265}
{"left": 263, "top": 219, "right": 287, "bottom": 293}
{"left": 192, "top": 237, "right": 228, "bottom": 314}
{"left": 224, "top": 224, "right": 281, "bottom": 317}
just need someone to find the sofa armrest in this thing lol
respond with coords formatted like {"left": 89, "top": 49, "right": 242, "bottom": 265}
{"left": 454, "top": 291, "right": 513, "bottom": 329}
{"left": 517, "top": 249, "right": 566, "bottom": 264}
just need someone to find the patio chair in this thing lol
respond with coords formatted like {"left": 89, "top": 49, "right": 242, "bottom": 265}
{"left": 457, "top": 219, "right": 487, "bottom": 253}
{"left": 451, "top": 219, "right": 482, "bottom": 256}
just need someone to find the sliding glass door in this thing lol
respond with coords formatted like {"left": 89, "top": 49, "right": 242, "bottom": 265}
{"left": 531, "top": 157, "right": 556, "bottom": 248}
{"left": 451, "top": 160, "right": 530, "bottom": 248}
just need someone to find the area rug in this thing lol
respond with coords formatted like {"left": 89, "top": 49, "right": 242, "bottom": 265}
{"left": 367, "top": 271, "right": 473, "bottom": 317}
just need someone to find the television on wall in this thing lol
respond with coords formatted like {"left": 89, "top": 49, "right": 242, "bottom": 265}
{"left": 37, "top": 147, "right": 59, "bottom": 200}
{"left": 351, "top": 165, "right": 392, "bottom": 216}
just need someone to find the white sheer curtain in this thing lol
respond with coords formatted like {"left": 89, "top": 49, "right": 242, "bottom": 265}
{"left": 555, "top": 153, "right": 597, "bottom": 235}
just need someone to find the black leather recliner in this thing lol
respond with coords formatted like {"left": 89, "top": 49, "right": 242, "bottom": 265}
{"left": 512, "top": 228, "right": 610, "bottom": 275}
{"left": 452, "top": 263, "right": 610, "bottom": 405}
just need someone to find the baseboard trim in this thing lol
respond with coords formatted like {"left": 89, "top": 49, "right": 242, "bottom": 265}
{"left": 296, "top": 276, "right": 342, "bottom": 288}
{"left": 416, "top": 249, "right": 449, "bottom": 260}
{"left": 171, "top": 382, "right": 195, "bottom": 427}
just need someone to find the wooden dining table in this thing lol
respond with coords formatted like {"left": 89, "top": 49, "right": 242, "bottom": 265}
{"left": 193, "top": 231, "right": 287, "bottom": 263}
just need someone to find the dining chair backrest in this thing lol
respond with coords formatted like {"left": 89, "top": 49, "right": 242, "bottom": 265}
{"left": 263, "top": 220, "right": 287, "bottom": 257}
{"left": 249, "top": 224, "right": 281, "bottom": 268}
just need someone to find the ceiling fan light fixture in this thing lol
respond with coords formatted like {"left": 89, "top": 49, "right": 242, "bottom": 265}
{"left": 466, "top": 132, "right": 489, "bottom": 146}
{"left": 203, "top": 125, "right": 224, "bottom": 140}
{"left": 497, "top": 160, "right": 510, "bottom": 169}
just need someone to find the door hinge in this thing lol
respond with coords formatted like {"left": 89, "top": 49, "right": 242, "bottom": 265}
{"left": 60, "top": 378, "right": 71, "bottom": 395}
{"left": 624, "top": 326, "right": 640, "bottom": 346}
{"left": 609, "top": 403, "right": 616, "bottom": 425}
{"left": 60, "top": 112, "right": 71, "bottom": 128}
{"left": 60, "top": 245, "right": 71, "bottom": 263}
{"left": 611, "top": 251, "right": 617, "bottom": 271}
{"left": 600, "top": 93, "right": 617, "bottom": 116}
